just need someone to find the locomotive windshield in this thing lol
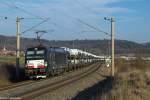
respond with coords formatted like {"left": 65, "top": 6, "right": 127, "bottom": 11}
{"left": 26, "top": 48, "right": 46, "bottom": 60}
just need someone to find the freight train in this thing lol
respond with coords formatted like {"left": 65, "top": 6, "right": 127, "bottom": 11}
{"left": 25, "top": 46, "right": 102, "bottom": 79}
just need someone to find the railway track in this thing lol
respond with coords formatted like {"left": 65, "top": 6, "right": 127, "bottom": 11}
{"left": 0, "top": 64, "right": 94, "bottom": 91}
{"left": 0, "top": 62, "right": 102, "bottom": 100}
{"left": 0, "top": 77, "right": 49, "bottom": 91}
{"left": 0, "top": 80, "right": 35, "bottom": 91}
{"left": 19, "top": 62, "right": 102, "bottom": 100}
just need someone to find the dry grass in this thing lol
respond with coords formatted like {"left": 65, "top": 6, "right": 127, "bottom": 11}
{"left": 72, "top": 58, "right": 150, "bottom": 100}
{"left": 101, "top": 71, "right": 150, "bottom": 100}
{"left": 115, "top": 58, "right": 148, "bottom": 73}
{"left": 99, "top": 58, "right": 150, "bottom": 100}
{"left": 0, "top": 62, "right": 26, "bottom": 87}
{"left": 0, "top": 63, "right": 12, "bottom": 87}
{"left": 0, "top": 55, "right": 25, "bottom": 87}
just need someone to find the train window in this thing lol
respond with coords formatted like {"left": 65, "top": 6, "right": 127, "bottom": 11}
{"left": 26, "top": 55, "right": 44, "bottom": 59}
{"left": 27, "top": 51, "right": 34, "bottom": 55}
{"left": 26, "top": 50, "right": 45, "bottom": 60}
{"left": 26, "top": 56, "right": 34, "bottom": 59}
{"left": 36, "top": 50, "right": 45, "bottom": 54}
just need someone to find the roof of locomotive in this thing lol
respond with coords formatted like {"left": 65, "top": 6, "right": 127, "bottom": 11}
{"left": 26, "top": 46, "right": 47, "bottom": 50}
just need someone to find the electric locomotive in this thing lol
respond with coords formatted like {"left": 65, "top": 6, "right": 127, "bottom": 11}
{"left": 25, "top": 46, "right": 68, "bottom": 79}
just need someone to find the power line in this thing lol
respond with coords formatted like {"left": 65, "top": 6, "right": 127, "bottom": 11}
{"left": 67, "top": 1, "right": 110, "bottom": 36}
{"left": 77, "top": 19, "right": 110, "bottom": 36}
{"left": 4, "top": 1, "right": 75, "bottom": 34}
{"left": 1, "top": 1, "right": 44, "bottom": 20}
{"left": 2, "top": 1, "right": 89, "bottom": 35}
{"left": 22, "top": 18, "right": 50, "bottom": 34}
{"left": 48, "top": 7, "right": 109, "bottom": 36}
{"left": 58, "top": 0, "right": 110, "bottom": 37}
{"left": 1, "top": 0, "right": 110, "bottom": 38}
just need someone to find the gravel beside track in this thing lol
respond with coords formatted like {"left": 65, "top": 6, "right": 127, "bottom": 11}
{"left": 31, "top": 62, "right": 110, "bottom": 100}
{"left": 0, "top": 80, "right": 35, "bottom": 91}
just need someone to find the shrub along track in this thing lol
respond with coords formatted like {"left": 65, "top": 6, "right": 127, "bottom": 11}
{"left": 19, "top": 62, "right": 102, "bottom": 100}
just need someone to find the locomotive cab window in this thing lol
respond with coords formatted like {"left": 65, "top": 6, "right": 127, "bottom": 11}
{"left": 36, "top": 50, "right": 45, "bottom": 55}
{"left": 27, "top": 51, "right": 34, "bottom": 55}
{"left": 26, "top": 48, "right": 46, "bottom": 60}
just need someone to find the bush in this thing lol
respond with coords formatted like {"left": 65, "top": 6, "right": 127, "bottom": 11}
{"left": 115, "top": 58, "right": 131, "bottom": 72}
{"left": 131, "top": 56, "right": 146, "bottom": 71}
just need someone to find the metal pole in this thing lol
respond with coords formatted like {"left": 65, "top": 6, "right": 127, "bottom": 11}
{"left": 73, "top": 40, "right": 74, "bottom": 49}
{"left": 16, "top": 17, "right": 20, "bottom": 80}
{"left": 111, "top": 17, "right": 115, "bottom": 76}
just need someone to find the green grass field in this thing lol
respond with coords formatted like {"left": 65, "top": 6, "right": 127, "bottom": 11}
{"left": 0, "top": 56, "right": 24, "bottom": 64}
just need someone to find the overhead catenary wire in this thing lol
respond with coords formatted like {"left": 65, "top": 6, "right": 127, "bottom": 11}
{"left": 46, "top": 5, "right": 110, "bottom": 37}
{"left": 1, "top": 1, "right": 71, "bottom": 35}
{"left": 56, "top": 0, "right": 111, "bottom": 37}
{"left": 77, "top": 19, "right": 110, "bottom": 36}
{"left": 11, "top": 0, "right": 102, "bottom": 33}
{"left": 0, "top": 0, "right": 90, "bottom": 36}
{"left": 1, "top": 1, "right": 44, "bottom": 20}
{"left": 1, "top": 1, "right": 52, "bottom": 35}
{"left": 22, "top": 18, "right": 50, "bottom": 34}
{"left": 1, "top": 0, "right": 110, "bottom": 38}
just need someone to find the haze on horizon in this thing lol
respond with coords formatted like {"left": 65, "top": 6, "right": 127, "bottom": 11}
{"left": 0, "top": 0, "right": 149, "bottom": 43}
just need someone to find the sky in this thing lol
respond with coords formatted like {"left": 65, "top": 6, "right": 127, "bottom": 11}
{"left": 0, "top": 0, "right": 149, "bottom": 43}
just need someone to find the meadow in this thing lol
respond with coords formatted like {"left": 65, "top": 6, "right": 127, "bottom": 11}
{"left": 0, "top": 55, "right": 24, "bottom": 64}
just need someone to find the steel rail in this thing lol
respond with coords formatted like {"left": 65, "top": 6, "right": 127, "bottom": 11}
{"left": 19, "top": 62, "right": 102, "bottom": 100}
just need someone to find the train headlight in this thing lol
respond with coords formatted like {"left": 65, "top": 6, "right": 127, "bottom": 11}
{"left": 44, "top": 62, "right": 48, "bottom": 66}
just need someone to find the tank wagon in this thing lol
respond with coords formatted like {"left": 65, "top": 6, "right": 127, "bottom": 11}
{"left": 25, "top": 46, "right": 101, "bottom": 79}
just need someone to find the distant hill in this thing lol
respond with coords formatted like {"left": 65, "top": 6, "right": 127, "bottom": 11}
{"left": 0, "top": 35, "right": 150, "bottom": 55}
